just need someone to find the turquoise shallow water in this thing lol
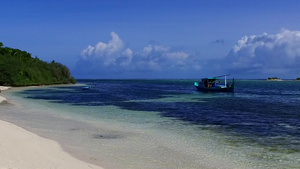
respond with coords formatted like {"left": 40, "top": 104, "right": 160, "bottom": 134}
{"left": 1, "top": 80, "right": 300, "bottom": 169}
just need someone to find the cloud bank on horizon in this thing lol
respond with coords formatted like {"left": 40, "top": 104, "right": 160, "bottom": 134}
{"left": 75, "top": 30, "right": 300, "bottom": 79}
{"left": 76, "top": 32, "right": 200, "bottom": 78}
{"left": 224, "top": 29, "right": 300, "bottom": 77}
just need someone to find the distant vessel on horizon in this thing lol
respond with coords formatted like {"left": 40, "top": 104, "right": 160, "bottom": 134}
{"left": 194, "top": 74, "right": 234, "bottom": 92}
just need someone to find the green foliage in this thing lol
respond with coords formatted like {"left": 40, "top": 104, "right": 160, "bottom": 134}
{"left": 0, "top": 42, "right": 76, "bottom": 86}
{"left": 296, "top": 78, "right": 300, "bottom": 80}
{"left": 267, "top": 77, "right": 279, "bottom": 80}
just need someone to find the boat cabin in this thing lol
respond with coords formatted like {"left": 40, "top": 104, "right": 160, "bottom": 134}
{"left": 194, "top": 75, "right": 234, "bottom": 92}
{"left": 201, "top": 77, "right": 222, "bottom": 88}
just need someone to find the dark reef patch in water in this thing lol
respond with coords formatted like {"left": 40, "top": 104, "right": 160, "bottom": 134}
{"left": 92, "top": 134, "right": 122, "bottom": 139}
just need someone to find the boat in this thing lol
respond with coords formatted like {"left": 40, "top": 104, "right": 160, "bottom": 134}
{"left": 81, "top": 86, "right": 90, "bottom": 90}
{"left": 194, "top": 74, "right": 234, "bottom": 92}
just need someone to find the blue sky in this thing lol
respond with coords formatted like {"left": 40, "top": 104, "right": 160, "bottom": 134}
{"left": 1, "top": 0, "right": 300, "bottom": 79}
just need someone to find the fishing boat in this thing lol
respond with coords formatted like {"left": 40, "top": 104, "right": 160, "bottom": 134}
{"left": 194, "top": 74, "right": 234, "bottom": 92}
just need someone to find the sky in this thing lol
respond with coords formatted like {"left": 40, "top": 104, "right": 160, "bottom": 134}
{"left": 1, "top": 0, "right": 300, "bottom": 79}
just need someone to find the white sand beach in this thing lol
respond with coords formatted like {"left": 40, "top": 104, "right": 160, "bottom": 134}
{"left": 0, "top": 86, "right": 104, "bottom": 169}
{"left": 0, "top": 120, "right": 104, "bottom": 169}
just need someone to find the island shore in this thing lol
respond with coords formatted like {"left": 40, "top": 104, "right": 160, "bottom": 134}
{"left": 0, "top": 86, "right": 104, "bottom": 169}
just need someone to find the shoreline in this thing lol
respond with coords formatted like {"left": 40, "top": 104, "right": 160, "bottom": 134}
{"left": 1, "top": 81, "right": 299, "bottom": 168}
{"left": 0, "top": 84, "right": 257, "bottom": 169}
{"left": 0, "top": 86, "right": 104, "bottom": 169}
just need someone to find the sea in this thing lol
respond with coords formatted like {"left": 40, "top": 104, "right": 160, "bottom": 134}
{"left": 1, "top": 79, "right": 300, "bottom": 169}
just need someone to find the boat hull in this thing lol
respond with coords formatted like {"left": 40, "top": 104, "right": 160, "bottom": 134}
{"left": 195, "top": 86, "right": 234, "bottom": 92}
{"left": 81, "top": 86, "right": 90, "bottom": 90}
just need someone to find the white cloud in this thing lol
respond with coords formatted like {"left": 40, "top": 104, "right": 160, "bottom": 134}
{"left": 80, "top": 32, "right": 131, "bottom": 66}
{"left": 80, "top": 45, "right": 95, "bottom": 60}
{"left": 75, "top": 30, "right": 300, "bottom": 78}
{"left": 166, "top": 52, "right": 189, "bottom": 60}
{"left": 136, "top": 44, "right": 190, "bottom": 69}
{"left": 78, "top": 33, "right": 191, "bottom": 76}
{"left": 225, "top": 29, "right": 300, "bottom": 75}
{"left": 81, "top": 32, "right": 124, "bottom": 59}
{"left": 120, "top": 48, "right": 133, "bottom": 66}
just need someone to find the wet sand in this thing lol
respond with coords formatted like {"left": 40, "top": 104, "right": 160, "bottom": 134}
{"left": 0, "top": 86, "right": 104, "bottom": 169}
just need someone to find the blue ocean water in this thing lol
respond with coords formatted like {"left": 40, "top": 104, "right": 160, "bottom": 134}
{"left": 18, "top": 79, "right": 300, "bottom": 168}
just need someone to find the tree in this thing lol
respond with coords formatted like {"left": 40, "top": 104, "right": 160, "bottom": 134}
{"left": 0, "top": 43, "right": 76, "bottom": 86}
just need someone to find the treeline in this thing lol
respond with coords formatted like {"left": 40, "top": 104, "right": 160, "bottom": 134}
{"left": 267, "top": 77, "right": 281, "bottom": 80}
{"left": 0, "top": 42, "right": 76, "bottom": 86}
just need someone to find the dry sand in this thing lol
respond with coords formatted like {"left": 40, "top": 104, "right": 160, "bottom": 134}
{"left": 0, "top": 120, "right": 104, "bottom": 169}
{"left": 0, "top": 86, "right": 104, "bottom": 169}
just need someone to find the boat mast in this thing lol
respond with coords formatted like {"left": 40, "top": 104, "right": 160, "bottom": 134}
{"left": 215, "top": 74, "right": 230, "bottom": 87}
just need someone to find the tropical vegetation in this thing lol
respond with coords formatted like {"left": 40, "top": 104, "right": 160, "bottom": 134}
{"left": 267, "top": 77, "right": 282, "bottom": 81}
{"left": 0, "top": 42, "right": 76, "bottom": 86}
